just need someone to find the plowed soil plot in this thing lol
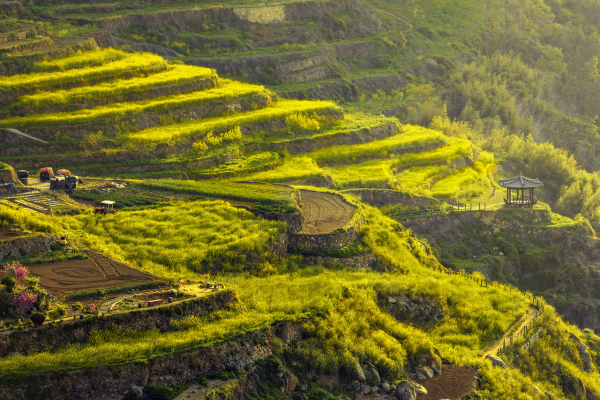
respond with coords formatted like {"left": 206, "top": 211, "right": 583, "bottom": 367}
{"left": 417, "top": 364, "right": 476, "bottom": 400}
{"left": 25, "top": 251, "right": 157, "bottom": 293}
{"left": 0, "top": 229, "right": 21, "bottom": 240}
{"left": 299, "top": 190, "right": 356, "bottom": 234}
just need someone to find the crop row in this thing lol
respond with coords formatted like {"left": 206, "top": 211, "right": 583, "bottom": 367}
{"left": 136, "top": 180, "right": 297, "bottom": 213}
{"left": 308, "top": 125, "right": 445, "bottom": 165}
{"left": 0, "top": 80, "right": 268, "bottom": 128}
{"left": 0, "top": 52, "right": 168, "bottom": 91}
{"left": 15, "top": 65, "right": 218, "bottom": 110}
{"left": 33, "top": 48, "right": 128, "bottom": 72}
{"left": 126, "top": 99, "right": 342, "bottom": 144}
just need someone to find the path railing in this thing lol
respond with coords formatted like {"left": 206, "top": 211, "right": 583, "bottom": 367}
{"left": 390, "top": 203, "right": 487, "bottom": 220}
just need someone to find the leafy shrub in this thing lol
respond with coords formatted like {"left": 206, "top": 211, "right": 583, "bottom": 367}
{"left": 286, "top": 113, "right": 320, "bottom": 137}
{"left": 30, "top": 312, "right": 46, "bottom": 327}
{"left": 1, "top": 276, "right": 16, "bottom": 293}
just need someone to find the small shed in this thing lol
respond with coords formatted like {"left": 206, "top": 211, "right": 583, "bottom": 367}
{"left": 498, "top": 174, "right": 543, "bottom": 206}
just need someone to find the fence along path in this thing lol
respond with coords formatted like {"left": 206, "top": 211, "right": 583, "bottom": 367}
{"left": 390, "top": 202, "right": 487, "bottom": 220}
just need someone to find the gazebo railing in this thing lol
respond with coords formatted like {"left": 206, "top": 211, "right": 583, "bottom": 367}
{"left": 504, "top": 196, "right": 537, "bottom": 206}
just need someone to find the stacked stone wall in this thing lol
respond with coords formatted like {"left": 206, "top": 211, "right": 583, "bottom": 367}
{"left": 288, "top": 214, "right": 364, "bottom": 252}
{"left": 0, "top": 290, "right": 236, "bottom": 357}
{"left": 0, "top": 234, "right": 56, "bottom": 260}
{"left": 0, "top": 320, "right": 304, "bottom": 399}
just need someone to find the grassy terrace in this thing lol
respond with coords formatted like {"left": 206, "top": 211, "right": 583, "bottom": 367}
{"left": 40, "top": 0, "right": 322, "bottom": 20}
{"left": 136, "top": 180, "right": 297, "bottom": 213}
{"left": 308, "top": 125, "right": 445, "bottom": 165}
{"left": 65, "top": 200, "right": 287, "bottom": 272}
{"left": 0, "top": 52, "right": 167, "bottom": 91}
{"left": 1, "top": 80, "right": 268, "bottom": 128}
{"left": 393, "top": 137, "right": 472, "bottom": 169}
{"left": 15, "top": 65, "right": 217, "bottom": 110}
{"left": 125, "top": 99, "right": 341, "bottom": 144}
{"left": 32, "top": 48, "right": 128, "bottom": 72}
{"left": 330, "top": 159, "right": 396, "bottom": 189}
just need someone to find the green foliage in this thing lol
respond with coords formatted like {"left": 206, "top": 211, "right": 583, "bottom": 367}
{"left": 63, "top": 201, "right": 286, "bottom": 275}
{"left": 61, "top": 280, "right": 170, "bottom": 301}
{"left": 33, "top": 48, "right": 127, "bottom": 72}
{"left": 69, "top": 191, "right": 163, "bottom": 208}
{"left": 3, "top": 79, "right": 261, "bottom": 129}
{"left": 0, "top": 250, "right": 87, "bottom": 266}
{"left": 286, "top": 113, "right": 321, "bottom": 137}
{"left": 136, "top": 180, "right": 297, "bottom": 213}
{"left": 18, "top": 65, "right": 216, "bottom": 110}
{"left": 0, "top": 204, "right": 61, "bottom": 234}
{"left": 29, "top": 312, "right": 45, "bottom": 327}
{"left": 0, "top": 52, "right": 168, "bottom": 91}
{"left": 144, "top": 383, "right": 189, "bottom": 400}
{"left": 1, "top": 276, "right": 16, "bottom": 293}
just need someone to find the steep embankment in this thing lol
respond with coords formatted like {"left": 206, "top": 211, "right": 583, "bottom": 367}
{"left": 403, "top": 208, "right": 600, "bottom": 332}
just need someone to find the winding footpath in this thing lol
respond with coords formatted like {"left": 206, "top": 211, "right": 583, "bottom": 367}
{"left": 483, "top": 306, "right": 538, "bottom": 359}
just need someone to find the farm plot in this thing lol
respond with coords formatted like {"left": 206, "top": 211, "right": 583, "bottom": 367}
{"left": 22, "top": 251, "right": 157, "bottom": 293}
{"left": 0, "top": 228, "right": 21, "bottom": 240}
{"left": 299, "top": 190, "right": 356, "bottom": 234}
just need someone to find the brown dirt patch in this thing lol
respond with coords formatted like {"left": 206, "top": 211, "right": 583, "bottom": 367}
{"left": 417, "top": 364, "right": 476, "bottom": 400}
{"left": 0, "top": 229, "right": 21, "bottom": 240}
{"left": 25, "top": 251, "right": 158, "bottom": 293}
{"left": 299, "top": 190, "right": 356, "bottom": 234}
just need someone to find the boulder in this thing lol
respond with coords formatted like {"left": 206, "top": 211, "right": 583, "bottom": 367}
{"left": 430, "top": 354, "right": 442, "bottom": 375}
{"left": 581, "top": 350, "right": 593, "bottom": 371}
{"left": 285, "top": 374, "right": 298, "bottom": 392}
{"left": 419, "top": 366, "right": 435, "bottom": 379}
{"left": 412, "top": 382, "right": 428, "bottom": 395}
{"left": 485, "top": 354, "right": 507, "bottom": 369}
{"left": 369, "top": 366, "right": 381, "bottom": 383}
{"left": 355, "top": 363, "right": 366, "bottom": 382}
{"left": 128, "top": 385, "right": 143, "bottom": 400}
{"left": 587, "top": 389, "right": 599, "bottom": 400}
{"left": 396, "top": 381, "right": 416, "bottom": 400}
{"left": 362, "top": 385, "right": 371, "bottom": 395}
{"left": 531, "top": 385, "right": 544, "bottom": 396}
{"left": 381, "top": 382, "right": 390, "bottom": 394}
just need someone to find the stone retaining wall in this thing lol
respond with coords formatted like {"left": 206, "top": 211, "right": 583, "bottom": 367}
{"left": 0, "top": 234, "right": 56, "bottom": 260}
{"left": 0, "top": 290, "right": 236, "bottom": 357}
{"left": 0, "top": 320, "right": 304, "bottom": 400}
{"left": 238, "top": 207, "right": 304, "bottom": 233}
{"left": 302, "top": 253, "right": 377, "bottom": 269}
{"left": 288, "top": 214, "right": 365, "bottom": 252}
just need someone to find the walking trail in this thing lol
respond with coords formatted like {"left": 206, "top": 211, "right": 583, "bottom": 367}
{"left": 483, "top": 306, "right": 538, "bottom": 358}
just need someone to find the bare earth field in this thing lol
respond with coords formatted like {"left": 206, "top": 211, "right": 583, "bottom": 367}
{"left": 299, "top": 190, "right": 356, "bottom": 234}
{"left": 23, "top": 251, "right": 157, "bottom": 293}
{"left": 417, "top": 364, "right": 476, "bottom": 400}
{"left": 0, "top": 229, "right": 21, "bottom": 240}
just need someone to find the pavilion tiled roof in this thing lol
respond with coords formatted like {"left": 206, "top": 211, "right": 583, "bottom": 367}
{"left": 498, "top": 174, "right": 543, "bottom": 189}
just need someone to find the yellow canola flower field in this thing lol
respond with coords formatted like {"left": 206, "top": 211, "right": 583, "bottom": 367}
{"left": 0, "top": 52, "right": 168, "bottom": 90}
{"left": 126, "top": 99, "right": 341, "bottom": 144}
{"left": 0, "top": 80, "right": 267, "bottom": 128}
{"left": 33, "top": 48, "right": 128, "bottom": 72}
{"left": 17, "top": 65, "right": 217, "bottom": 108}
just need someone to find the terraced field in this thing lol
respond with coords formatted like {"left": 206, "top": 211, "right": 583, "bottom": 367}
{"left": 299, "top": 190, "right": 356, "bottom": 234}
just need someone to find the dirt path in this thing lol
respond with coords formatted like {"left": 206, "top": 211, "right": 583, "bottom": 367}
{"left": 299, "top": 190, "right": 356, "bottom": 234}
{"left": 417, "top": 364, "right": 476, "bottom": 400}
{"left": 483, "top": 306, "right": 538, "bottom": 358}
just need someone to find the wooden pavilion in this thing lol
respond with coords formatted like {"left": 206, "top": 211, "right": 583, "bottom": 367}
{"left": 498, "top": 174, "right": 543, "bottom": 207}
